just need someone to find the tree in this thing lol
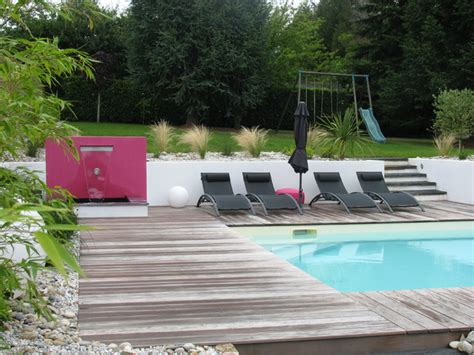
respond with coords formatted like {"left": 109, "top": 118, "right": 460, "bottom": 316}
{"left": 127, "top": 0, "right": 270, "bottom": 128}
{"left": 354, "top": 0, "right": 474, "bottom": 136}
{"left": 264, "top": 2, "right": 344, "bottom": 91}
{"left": 8, "top": 0, "right": 129, "bottom": 122}
{"left": 315, "top": 0, "right": 355, "bottom": 55}
{"left": 433, "top": 89, "right": 474, "bottom": 150}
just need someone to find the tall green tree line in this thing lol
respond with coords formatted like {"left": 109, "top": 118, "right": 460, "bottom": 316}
{"left": 9, "top": 0, "right": 474, "bottom": 136}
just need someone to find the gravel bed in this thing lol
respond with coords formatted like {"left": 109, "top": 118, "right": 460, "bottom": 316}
{"left": 0, "top": 235, "right": 237, "bottom": 355}
{"left": 1, "top": 148, "right": 473, "bottom": 162}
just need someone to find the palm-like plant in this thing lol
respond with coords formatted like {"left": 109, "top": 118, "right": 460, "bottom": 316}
{"left": 180, "top": 125, "right": 211, "bottom": 159}
{"left": 317, "top": 108, "right": 371, "bottom": 159}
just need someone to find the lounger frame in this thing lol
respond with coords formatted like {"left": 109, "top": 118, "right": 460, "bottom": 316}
{"left": 196, "top": 193, "right": 255, "bottom": 217}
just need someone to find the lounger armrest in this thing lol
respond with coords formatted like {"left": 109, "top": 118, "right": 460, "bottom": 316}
{"left": 197, "top": 193, "right": 216, "bottom": 206}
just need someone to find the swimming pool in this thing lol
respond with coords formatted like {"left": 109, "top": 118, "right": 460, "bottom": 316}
{"left": 234, "top": 221, "right": 474, "bottom": 292}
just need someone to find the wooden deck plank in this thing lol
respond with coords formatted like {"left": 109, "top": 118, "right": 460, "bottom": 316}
{"left": 345, "top": 293, "right": 424, "bottom": 334}
{"left": 415, "top": 289, "right": 474, "bottom": 318}
{"left": 78, "top": 203, "right": 473, "bottom": 347}
{"left": 78, "top": 207, "right": 404, "bottom": 346}
{"left": 217, "top": 201, "right": 474, "bottom": 226}
{"left": 360, "top": 292, "right": 446, "bottom": 331}
{"left": 424, "top": 288, "right": 474, "bottom": 309}
{"left": 381, "top": 290, "right": 470, "bottom": 331}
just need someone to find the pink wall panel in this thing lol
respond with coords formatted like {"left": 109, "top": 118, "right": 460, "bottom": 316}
{"left": 46, "top": 136, "right": 147, "bottom": 202}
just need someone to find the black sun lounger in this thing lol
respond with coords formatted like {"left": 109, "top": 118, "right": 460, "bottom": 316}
{"left": 309, "top": 172, "right": 382, "bottom": 214}
{"left": 197, "top": 173, "right": 255, "bottom": 216}
{"left": 357, "top": 171, "right": 424, "bottom": 212}
{"left": 242, "top": 172, "right": 302, "bottom": 215}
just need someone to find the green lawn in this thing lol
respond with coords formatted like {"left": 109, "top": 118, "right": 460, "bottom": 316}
{"left": 70, "top": 121, "right": 473, "bottom": 158}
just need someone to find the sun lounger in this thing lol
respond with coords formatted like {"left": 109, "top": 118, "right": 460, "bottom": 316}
{"left": 242, "top": 172, "right": 303, "bottom": 215}
{"left": 357, "top": 171, "right": 424, "bottom": 212}
{"left": 197, "top": 173, "right": 255, "bottom": 216}
{"left": 310, "top": 172, "right": 382, "bottom": 213}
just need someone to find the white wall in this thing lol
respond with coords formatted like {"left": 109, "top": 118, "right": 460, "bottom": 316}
{"left": 3, "top": 160, "right": 384, "bottom": 206}
{"left": 147, "top": 160, "right": 383, "bottom": 206}
{"left": 409, "top": 158, "right": 474, "bottom": 205}
{"left": 2, "top": 162, "right": 46, "bottom": 181}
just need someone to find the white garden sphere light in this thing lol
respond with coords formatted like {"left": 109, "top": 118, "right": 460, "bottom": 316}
{"left": 168, "top": 186, "right": 189, "bottom": 208}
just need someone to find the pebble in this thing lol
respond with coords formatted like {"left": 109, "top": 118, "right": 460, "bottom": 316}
{"left": 62, "top": 310, "right": 75, "bottom": 318}
{"left": 119, "top": 342, "right": 132, "bottom": 350}
{"left": 184, "top": 343, "right": 195, "bottom": 351}
{"left": 52, "top": 338, "right": 66, "bottom": 346}
{"left": 59, "top": 319, "right": 70, "bottom": 328}
{"left": 13, "top": 312, "right": 24, "bottom": 321}
{"left": 20, "top": 330, "right": 38, "bottom": 340}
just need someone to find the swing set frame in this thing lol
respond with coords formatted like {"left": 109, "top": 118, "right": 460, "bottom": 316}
{"left": 297, "top": 70, "right": 373, "bottom": 126}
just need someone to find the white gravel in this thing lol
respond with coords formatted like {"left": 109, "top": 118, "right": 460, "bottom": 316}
{"left": 1, "top": 148, "right": 472, "bottom": 162}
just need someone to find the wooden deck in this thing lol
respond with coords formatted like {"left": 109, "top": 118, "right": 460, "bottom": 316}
{"left": 78, "top": 203, "right": 474, "bottom": 353}
{"left": 217, "top": 200, "right": 474, "bottom": 226}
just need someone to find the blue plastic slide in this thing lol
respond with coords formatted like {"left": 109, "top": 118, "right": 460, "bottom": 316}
{"left": 359, "top": 107, "right": 386, "bottom": 143}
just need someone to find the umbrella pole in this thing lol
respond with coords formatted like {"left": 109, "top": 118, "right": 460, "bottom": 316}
{"left": 298, "top": 173, "right": 303, "bottom": 207}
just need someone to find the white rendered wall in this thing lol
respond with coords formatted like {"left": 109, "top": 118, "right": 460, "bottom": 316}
{"left": 147, "top": 160, "right": 384, "bottom": 206}
{"left": 409, "top": 158, "right": 474, "bottom": 205}
{"left": 2, "top": 162, "right": 46, "bottom": 181}
{"left": 3, "top": 160, "right": 384, "bottom": 206}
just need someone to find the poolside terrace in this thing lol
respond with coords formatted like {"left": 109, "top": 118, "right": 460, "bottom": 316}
{"left": 78, "top": 202, "right": 474, "bottom": 354}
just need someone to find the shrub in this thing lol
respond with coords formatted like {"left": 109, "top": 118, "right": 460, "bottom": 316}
{"left": 307, "top": 124, "right": 319, "bottom": 152}
{"left": 149, "top": 120, "right": 175, "bottom": 157}
{"left": 317, "top": 108, "right": 371, "bottom": 160}
{"left": 233, "top": 126, "right": 268, "bottom": 158}
{"left": 180, "top": 125, "right": 211, "bottom": 159}
{"left": 222, "top": 140, "right": 234, "bottom": 157}
{"left": 433, "top": 89, "right": 474, "bottom": 151}
{"left": 458, "top": 148, "right": 468, "bottom": 160}
{"left": 25, "top": 141, "right": 40, "bottom": 158}
{"left": 433, "top": 134, "right": 456, "bottom": 157}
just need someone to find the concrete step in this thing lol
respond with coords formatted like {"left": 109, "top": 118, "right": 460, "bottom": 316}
{"left": 382, "top": 159, "right": 410, "bottom": 167}
{"left": 388, "top": 182, "right": 437, "bottom": 191}
{"left": 397, "top": 189, "right": 447, "bottom": 201}
{"left": 384, "top": 165, "right": 417, "bottom": 170}
{"left": 384, "top": 168, "right": 419, "bottom": 174}
{"left": 384, "top": 172, "right": 427, "bottom": 183}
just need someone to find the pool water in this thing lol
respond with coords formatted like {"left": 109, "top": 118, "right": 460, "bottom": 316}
{"left": 235, "top": 222, "right": 474, "bottom": 292}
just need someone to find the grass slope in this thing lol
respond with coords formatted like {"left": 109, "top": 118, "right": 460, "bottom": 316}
{"left": 70, "top": 121, "right": 473, "bottom": 158}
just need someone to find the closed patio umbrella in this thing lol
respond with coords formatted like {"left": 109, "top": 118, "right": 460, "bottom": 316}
{"left": 288, "top": 101, "right": 309, "bottom": 206}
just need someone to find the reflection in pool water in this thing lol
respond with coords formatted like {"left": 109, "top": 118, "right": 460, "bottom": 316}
{"left": 236, "top": 222, "right": 474, "bottom": 292}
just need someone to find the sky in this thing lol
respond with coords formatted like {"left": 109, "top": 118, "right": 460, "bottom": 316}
{"left": 98, "top": 0, "right": 307, "bottom": 13}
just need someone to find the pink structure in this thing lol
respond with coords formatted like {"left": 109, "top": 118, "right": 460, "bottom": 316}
{"left": 276, "top": 188, "right": 305, "bottom": 204}
{"left": 46, "top": 136, "right": 147, "bottom": 202}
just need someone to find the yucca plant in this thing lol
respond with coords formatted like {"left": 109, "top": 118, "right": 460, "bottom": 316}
{"left": 180, "top": 125, "right": 211, "bottom": 159}
{"left": 317, "top": 108, "right": 371, "bottom": 159}
{"left": 433, "top": 134, "right": 456, "bottom": 157}
{"left": 150, "top": 120, "right": 175, "bottom": 157}
{"left": 233, "top": 126, "right": 268, "bottom": 158}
